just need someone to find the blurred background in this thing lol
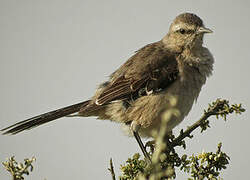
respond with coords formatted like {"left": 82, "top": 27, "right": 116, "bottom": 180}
{"left": 0, "top": 0, "right": 249, "bottom": 179}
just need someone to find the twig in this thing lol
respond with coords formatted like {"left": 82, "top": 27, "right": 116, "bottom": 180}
{"left": 171, "top": 111, "right": 212, "bottom": 147}
{"left": 108, "top": 158, "right": 116, "bottom": 180}
{"left": 171, "top": 99, "right": 245, "bottom": 147}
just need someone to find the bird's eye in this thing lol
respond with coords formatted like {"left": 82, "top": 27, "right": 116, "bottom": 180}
{"left": 179, "top": 28, "right": 186, "bottom": 34}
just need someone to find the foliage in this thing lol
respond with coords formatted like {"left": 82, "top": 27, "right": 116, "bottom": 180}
{"left": 115, "top": 99, "right": 245, "bottom": 180}
{"left": 120, "top": 153, "right": 147, "bottom": 180}
{"left": 119, "top": 143, "right": 229, "bottom": 180}
{"left": 2, "top": 156, "right": 36, "bottom": 180}
{"left": 182, "top": 143, "right": 230, "bottom": 180}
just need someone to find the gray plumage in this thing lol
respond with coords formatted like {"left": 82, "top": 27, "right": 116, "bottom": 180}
{"left": 1, "top": 13, "right": 214, "bottom": 138}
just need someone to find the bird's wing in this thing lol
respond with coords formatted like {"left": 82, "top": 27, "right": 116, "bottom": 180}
{"left": 95, "top": 41, "right": 179, "bottom": 105}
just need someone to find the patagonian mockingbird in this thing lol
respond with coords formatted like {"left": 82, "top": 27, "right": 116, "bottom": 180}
{"left": 1, "top": 13, "right": 214, "bottom": 159}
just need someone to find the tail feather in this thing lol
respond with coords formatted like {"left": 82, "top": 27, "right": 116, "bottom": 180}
{"left": 1, "top": 100, "right": 90, "bottom": 135}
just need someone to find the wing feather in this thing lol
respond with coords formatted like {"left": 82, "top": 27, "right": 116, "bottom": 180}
{"left": 93, "top": 41, "right": 179, "bottom": 106}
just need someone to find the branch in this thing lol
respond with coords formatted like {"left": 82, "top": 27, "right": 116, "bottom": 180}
{"left": 171, "top": 99, "right": 245, "bottom": 148}
{"left": 119, "top": 98, "right": 245, "bottom": 180}
{"left": 108, "top": 158, "right": 116, "bottom": 180}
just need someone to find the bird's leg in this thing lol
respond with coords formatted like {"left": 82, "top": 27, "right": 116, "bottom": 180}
{"left": 130, "top": 121, "right": 151, "bottom": 162}
{"left": 133, "top": 131, "right": 151, "bottom": 162}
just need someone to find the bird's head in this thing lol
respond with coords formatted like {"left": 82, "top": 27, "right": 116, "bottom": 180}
{"left": 163, "top": 13, "right": 212, "bottom": 53}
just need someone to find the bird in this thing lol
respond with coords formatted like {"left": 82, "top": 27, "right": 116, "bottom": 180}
{"left": 1, "top": 13, "right": 214, "bottom": 159}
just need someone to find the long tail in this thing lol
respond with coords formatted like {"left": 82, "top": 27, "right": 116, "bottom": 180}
{"left": 1, "top": 100, "right": 90, "bottom": 135}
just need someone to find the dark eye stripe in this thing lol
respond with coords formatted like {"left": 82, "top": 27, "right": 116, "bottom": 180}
{"left": 186, "top": 29, "right": 195, "bottom": 34}
{"left": 177, "top": 29, "right": 195, "bottom": 34}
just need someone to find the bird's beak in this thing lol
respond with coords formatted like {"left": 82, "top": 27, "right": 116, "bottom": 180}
{"left": 197, "top": 27, "right": 213, "bottom": 34}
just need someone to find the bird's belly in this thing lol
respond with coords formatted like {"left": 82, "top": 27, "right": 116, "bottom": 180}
{"left": 138, "top": 86, "right": 199, "bottom": 137}
{"left": 102, "top": 78, "right": 202, "bottom": 138}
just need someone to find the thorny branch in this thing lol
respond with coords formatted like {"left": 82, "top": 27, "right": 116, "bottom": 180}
{"left": 171, "top": 99, "right": 245, "bottom": 148}
{"left": 118, "top": 98, "right": 245, "bottom": 180}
